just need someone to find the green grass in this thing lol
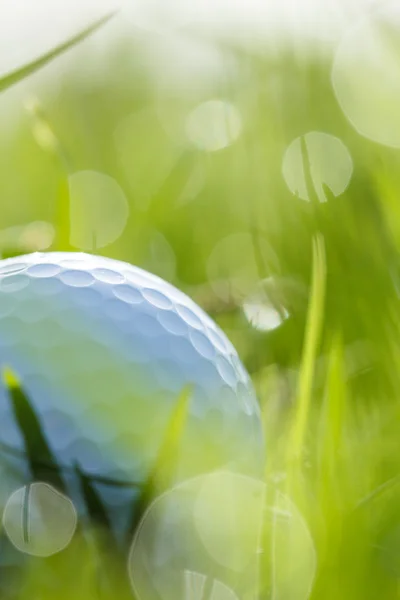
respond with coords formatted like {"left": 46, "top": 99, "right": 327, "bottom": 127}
{"left": 1, "top": 13, "right": 400, "bottom": 600}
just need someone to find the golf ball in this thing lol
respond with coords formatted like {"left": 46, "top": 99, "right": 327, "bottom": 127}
{"left": 0, "top": 253, "right": 263, "bottom": 502}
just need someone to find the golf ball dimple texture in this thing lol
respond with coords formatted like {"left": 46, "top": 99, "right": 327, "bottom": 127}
{"left": 0, "top": 252, "right": 264, "bottom": 485}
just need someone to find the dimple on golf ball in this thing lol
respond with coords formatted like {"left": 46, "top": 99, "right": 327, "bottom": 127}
{"left": 0, "top": 252, "right": 264, "bottom": 487}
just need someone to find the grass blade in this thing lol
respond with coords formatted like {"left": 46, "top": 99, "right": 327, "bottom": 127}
{"left": 74, "top": 464, "right": 113, "bottom": 534}
{"left": 2, "top": 367, "right": 66, "bottom": 493}
{"left": 124, "top": 386, "right": 191, "bottom": 546}
{"left": 0, "top": 12, "right": 116, "bottom": 93}
{"left": 287, "top": 234, "right": 326, "bottom": 469}
{"left": 355, "top": 474, "right": 400, "bottom": 511}
{"left": 318, "top": 333, "right": 346, "bottom": 481}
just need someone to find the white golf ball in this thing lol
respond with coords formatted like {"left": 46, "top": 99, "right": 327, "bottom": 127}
{"left": 0, "top": 253, "right": 264, "bottom": 496}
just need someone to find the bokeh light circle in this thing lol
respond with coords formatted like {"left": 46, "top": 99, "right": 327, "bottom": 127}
{"left": 68, "top": 170, "right": 129, "bottom": 250}
{"left": 128, "top": 471, "right": 316, "bottom": 600}
{"left": 332, "top": 1, "right": 400, "bottom": 148}
{"left": 282, "top": 131, "right": 353, "bottom": 202}
{"left": 185, "top": 100, "right": 242, "bottom": 152}
{"left": 2, "top": 482, "right": 77, "bottom": 557}
{"left": 243, "top": 277, "right": 291, "bottom": 332}
{"left": 207, "top": 233, "right": 279, "bottom": 303}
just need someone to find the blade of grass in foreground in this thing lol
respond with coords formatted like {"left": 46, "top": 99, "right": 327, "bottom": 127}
{"left": 318, "top": 333, "right": 346, "bottom": 496}
{"left": 2, "top": 367, "right": 66, "bottom": 493}
{"left": 315, "top": 333, "right": 347, "bottom": 561}
{"left": 125, "top": 386, "right": 191, "bottom": 547}
{"left": 75, "top": 464, "right": 114, "bottom": 536}
{"left": 0, "top": 12, "right": 116, "bottom": 93}
{"left": 287, "top": 234, "right": 326, "bottom": 475}
{"left": 74, "top": 463, "right": 128, "bottom": 595}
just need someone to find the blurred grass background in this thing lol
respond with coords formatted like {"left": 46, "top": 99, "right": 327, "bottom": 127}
{"left": 2, "top": 3, "right": 400, "bottom": 598}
